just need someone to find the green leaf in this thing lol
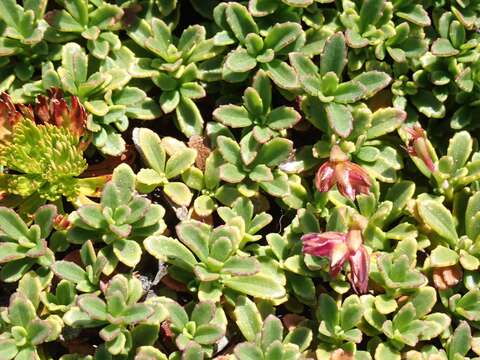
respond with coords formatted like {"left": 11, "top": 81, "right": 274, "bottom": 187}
{"left": 448, "top": 131, "right": 472, "bottom": 171}
{"left": 52, "top": 261, "right": 86, "bottom": 283}
{"left": 248, "top": 0, "right": 278, "bottom": 17}
{"left": 112, "top": 163, "right": 136, "bottom": 197}
{"left": 466, "top": 192, "right": 480, "bottom": 241}
{"left": 333, "top": 81, "right": 368, "bottom": 104}
{"left": 176, "top": 220, "right": 210, "bottom": 262}
{"left": 396, "top": 5, "right": 430, "bottom": 26}
{"left": 76, "top": 205, "right": 106, "bottom": 229}
{"left": 263, "top": 60, "right": 298, "bottom": 90}
{"left": 320, "top": 32, "right": 347, "bottom": 77}
{"left": 418, "top": 200, "right": 458, "bottom": 245}
{"left": 367, "top": 108, "right": 406, "bottom": 139}
{"left": 289, "top": 52, "right": 318, "bottom": 79}
{"left": 194, "top": 324, "right": 224, "bottom": 344}
{"left": 33, "top": 205, "right": 56, "bottom": 239}
{"left": 176, "top": 97, "right": 204, "bottom": 138}
{"left": 341, "top": 295, "right": 363, "bottom": 330}
{"left": 284, "top": 327, "right": 312, "bottom": 352}
{"left": 77, "top": 295, "right": 108, "bottom": 321}
{"left": 225, "top": 48, "right": 257, "bottom": 73}
{"left": 27, "top": 319, "right": 51, "bottom": 345}
{"left": 113, "top": 239, "right": 142, "bottom": 268}
{"left": 0, "top": 243, "right": 26, "bottom": 264}
{"left": 448, "top": 321, "right": 471, "bottom": 359}
{"left": 234, "top": 343, "right": 263, "bottom": 360}
{"left": 217, "top": 136, "right": 242, "bottom": 165}
{"left": 456, "top": 290, "right": 480, "bottom": 321}
{"left": 213, "top": 105, "right": 252, "bottom": 128}
{"left": 9, "top": 294, "right": 36, "bottom": 327}
{"left": 430, "top": 245, "right": 459, "bottom": 267}
{"left": 164, "top": 182, "right": 193, "bottom": 206}
{"left": 243, "top": 87, "right": 263, "bottom": 116}
{"left": 159, "top": 90, "right": 180, "bottom": 114}
{"left": 359, "top": 0, "right": 385, "bottom": 33}
{"left": 89, "top": 4, "right": 123, "bottom": 30}
{"left": 165, "top": 149, "right": 197, "bottom": 179}
{"left": 61, "top": 42, "right": 88, "bottom": 85}
{"left": 255, "top": 138, "right": 293, "bottom": 167}
{"left": 0, "top": 0, "right": 23, "bottom": 28}
{"left": 410, "top": 287, "right": 437, "bottom": 318}
{"left": 325, "top": 102, "right": 353, "bottom": 138}
{"left": 267, "top": 106, "right": 300, "bottom": 130}
{"left": 375, "top": 343, "right": 400, "bottom": 360}
{"left": 378, "top": 254, "right": 427, "bottom": 289}
{"left": 225, "top": 3, "right": 258, "bottom": 43}
{"left": 353, "top": 71, "right": 391, "bottom": 98}
{"left": 431, "top": 38, "right": 459, "bottom": 57}
{"left": 122, "top": 304, "right": 153, "bottom": 324}
{"left": 144, "top": 235, "right": 197, "bottom": 271}
{"left": 261, "top": 315, "right": 283, "bottom": 349}
{"left": 191, "top": 302, "right": 215, "bottom": 325}
{"left": 0, "top": 339, "right": 17, "bottom": 360}
{"left": 318, "top": 294, "right": 338, "bottom": 334}
{"left": 220, "top": 163, "right": 246, "bottom": 183}
{"left": 264, "top": 22, "right": 303, "bottom": 53}
{"left": 194, "top": 195, "right": 216, "bottom": 217}
{"left": 411, "top": 90, "right": 445, "bottom": 118}
{"left": 224, "top": 274, "right": 286, "bottom": 299}
{"left": 249, "top": 164, "right": 273, "bottom": 182}
{"left": 178, "top": 24, "right": 205, "bottom": 51}
{"left": 234, "top": 296, "right": 263, "bottom": 342}
{"left": 65, "top": 0, "right": 88, "bottom": 26}
{"left": 132, "top": 128, "right": 166, "bottom": 174}
{"left": 106, "top": 332, "right": 127, "bottom": 355}
{"left": 252, "top": 69, "right": 271, "bottom": 109}
{"left": 0, "top": 207, "right": 29, "bottom": 242}
{"left": 223, "top": 256, "right": 260, "bottom": 276}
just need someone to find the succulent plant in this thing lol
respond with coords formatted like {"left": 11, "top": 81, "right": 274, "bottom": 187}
{"left": 214, "top": 2, "right": 304, "bottom": 89}
{"left": 0, "top": 205, "right": 57, "bottom": 282}
{"left": 145, "top": 218, "right": 286, "bottom": 302}
{"left": 213, "top": 70, "right": 301, "bottom": 144}
{"left": 154, "top": 297, "right": 227, "bottom": 358}
{"left": 0, "top": 1, "right": 479, "bottom": 359}
{"left": 0, "top": 0, "right": 50, "bottom": 89}
{"left": 18, "top": 43, "right": 161, "bottom": 155}
{"left": 67, "top": 164, "right": 166, "bottom": 274}
{"left": 0, "top": 91, "right": 109, "bottom": 210}
{"left": 52, "top": 240, "right": 106, "bottom": 293}
{"left": 45, "top": 0, "right": 124, "bottom": 59}
{"left": 128, "top": 17, "right": 224, "bottom": 137}
{"left": 291, "top": 33, "right": 391, "bottom": 138}
{"left": 248, "top": 0, "right": 329, "bottom": 17}
{"left": 0, "top": 0, "right": 48, "bottom": 51}
{"left": 216, "top": 134, "right": 293, "bottom": 198}
{"left": 316, "top": 293, "right": 364, "bottom": 347}
{"left": 217, "top": 197, "right": 272, "bottom": 246}
{"left": 233, "top": 296, "right": 313, "bottom": 359}
{"left": 189, "top": 149, "right": 242, "bottom": 217}
{"left": 64, "top": 274, "right": 156, "bottom": 356}
{"left": 133, "top": 127, "right": 197, "bottom": 206}
{"left": 40, "top": 280, "right": 77, "bottom": 314}
{"left": 0, "top": 292, "right": 63, "bottom": 360}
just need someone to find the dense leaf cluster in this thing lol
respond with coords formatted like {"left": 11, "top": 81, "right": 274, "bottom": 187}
{"left": 0, "top": 0, "right": 480, "bottom": 359}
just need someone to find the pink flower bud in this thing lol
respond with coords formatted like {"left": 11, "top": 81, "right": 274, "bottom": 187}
{"left": 405, "top": 125, "right": 436, "bottom": 172}
{"left": 315, "top": 145, "right": 371, "bottom": 201}
{"left": 302, "top": 229, "right": 369, "bottom": 294}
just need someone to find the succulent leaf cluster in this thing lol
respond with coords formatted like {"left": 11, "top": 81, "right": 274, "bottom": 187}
{"left": 0, "top": 0, "right": 480, "bottom": 359}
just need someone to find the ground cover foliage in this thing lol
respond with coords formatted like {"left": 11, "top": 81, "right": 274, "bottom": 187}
{"left": 0, "top": 0, "right": 480, "bottom": 359}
